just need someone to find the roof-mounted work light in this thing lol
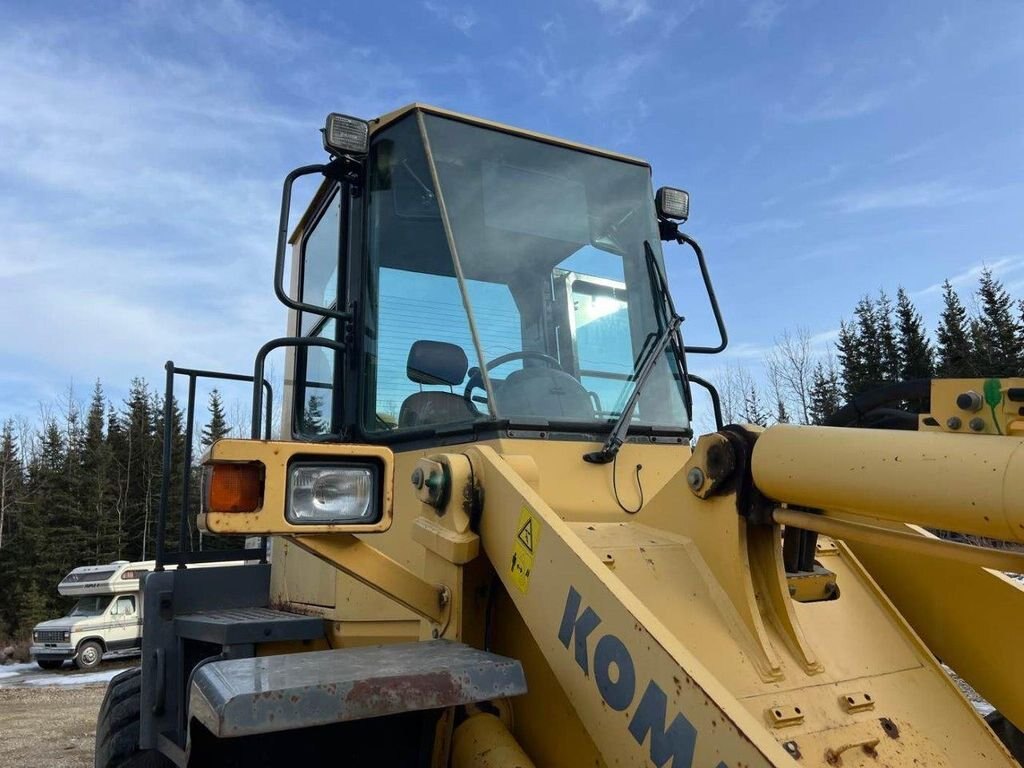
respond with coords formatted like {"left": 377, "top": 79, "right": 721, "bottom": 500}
{"left": 655, "top": 186, "right": 689, "bottom": 223}
{"left": 322, "top": 112, "right": 370, "bottom": 157}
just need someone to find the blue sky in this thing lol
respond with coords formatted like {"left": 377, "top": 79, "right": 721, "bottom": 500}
{"left": 1, "top": 0, "right": 1022, "bottom": 428}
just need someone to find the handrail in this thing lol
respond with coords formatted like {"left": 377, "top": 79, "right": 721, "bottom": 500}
{"left": 155, "top": 362, "right": 274, "bottom": 571}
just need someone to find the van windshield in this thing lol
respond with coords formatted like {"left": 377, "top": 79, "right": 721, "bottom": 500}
{"left": 68, "top": 596, "right": 112, "bottom": 617}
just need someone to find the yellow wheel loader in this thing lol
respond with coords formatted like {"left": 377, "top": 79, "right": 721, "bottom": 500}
{"left": 95, "top": 104, "right": 1024, "bottom": 768}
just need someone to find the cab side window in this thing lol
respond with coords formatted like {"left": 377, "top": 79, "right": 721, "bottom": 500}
{"left": 112, "top": 596, "right": 136, "bottom": 616}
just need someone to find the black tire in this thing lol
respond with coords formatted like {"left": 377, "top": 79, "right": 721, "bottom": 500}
{"left": 75, "top": 639, "right": 104, "bottom": 670}
{"left": 36, "top": 659, "right": 63, "bottom": 670}
{"left": 95, "top": 668, "right": 172, "bottom": 768}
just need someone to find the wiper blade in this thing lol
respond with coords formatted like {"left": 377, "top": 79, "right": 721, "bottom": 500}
{"left": 583, "top": 241, "right": 683, "bottom": 464}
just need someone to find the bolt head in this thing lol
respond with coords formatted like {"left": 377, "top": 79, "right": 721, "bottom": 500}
{"left": 946, "top": 416, "right": 962, "bottom": 430}
{"left": 411, "top": 467, "right": 424, "bottom": 488}
{"left": 969, "top": 417, "right": 986, "bottom": 432}
{"left": 686, "top": 467, "right": 705, "bottom": 491}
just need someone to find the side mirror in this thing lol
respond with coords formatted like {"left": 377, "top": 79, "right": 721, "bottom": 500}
{"left": 655, "top": 187, "right": 689, "bottom": 223}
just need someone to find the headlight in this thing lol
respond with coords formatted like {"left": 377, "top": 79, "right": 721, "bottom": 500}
{"left": 287, "top": 462, "right": 380, "bottom": 524}
{"left": 63, "top": 631, "right": 71, "bottom": 642}
{"left": 33, "top": 631, "right": 39, "bottom": 642}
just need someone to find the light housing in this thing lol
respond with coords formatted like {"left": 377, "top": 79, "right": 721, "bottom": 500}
{"left": 199, "top": 439, "right": 394, "bottom": 535}
{"left": 322, "top": 113, "right": 370, "bottom": 157}
{"left": 286, "top": 461, "right": 381, "bottom": 525}
{"left": 62, "top": 631, "right": 70, "bottom": 642}
{"left": 655, "top": 186, "right": 689, "bottom": 222}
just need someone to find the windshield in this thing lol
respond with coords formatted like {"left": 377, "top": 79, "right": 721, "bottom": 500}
{"left": 361, "top": 111, "right": 689, "bottom": 435}
{"left": 68, "top": 595, "right": 112, "bottom": 617}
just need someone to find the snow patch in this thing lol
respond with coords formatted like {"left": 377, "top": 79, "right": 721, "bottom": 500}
{"left": 0, "top": 662, "right": 38, "bottom": 679}
{"left": 21, "top": 668, "right": 121, "bottom": 687}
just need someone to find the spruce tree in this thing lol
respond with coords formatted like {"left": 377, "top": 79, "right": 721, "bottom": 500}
{"left": 80, "top": 381, "right": 111, "bottom": 563}
{"left": 1018, "top": 299, "right": 1024, "bottom": 367}
{"left": 201, "top": 390, "right": 230, "bottom": 447}
{"left": 153, "top": 394, "right": 187, "bottom": 556}
{"left": 121, "top": 379, "right": 156, "bottom": 561}
{"left": 302, "top": 394, "right": 328, "bottom": 434}
{"left": 895, "top": 288, "right": 934, "bottom": 380}
{"left": 836, "top": 320, "right": 862, "bottom": 401}
{"left": 971, "top": 268, "right": 1020, "bottom": 377}
{"left": 935, "top": 281, "right": 974, "bottom": 377}
{"left": 809, "top": 360, "right": 844, "bottom": 425}
{"left": 105, "top": 403, "right": 129, "bottom": 560}
{"left": 0, "top": 419, "right": 22, "bottom": 552}
{"left": 837, "top": 296, "right": 885, "bottom": 398}
{"left": 876, "top": 291, "right": 900, "bottom": 383}
{"left": 742, "top": 384, "right": 770, "bottom": 427}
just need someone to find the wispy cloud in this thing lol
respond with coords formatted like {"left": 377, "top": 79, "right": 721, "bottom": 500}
{"left": 784, "top": 86, "right": 894, "bottom": 122}
{"left": 423, "top": 1, "right": 478, "bottom": 34}
{"left": 715, "top": 217, "right": 803, "bottom": 244}
{"left": 914, "top": 256, "right": 1024, "bottom": 297}
{"left": 591, "top": 0, "right": 652, "bottom": 25}
{"left": 741, "top": 0, "right": 785, "bottom": 32}
{"left": 827, "top": 181, "right": 960, "bottom": 214}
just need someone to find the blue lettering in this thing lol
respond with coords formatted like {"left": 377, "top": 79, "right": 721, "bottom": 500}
{"left": 628, "top": 681, "right": 698, "bottom": 768}
{"left": 560, "top": 586, "right": 705, "bottom": 768}
{"left": 558, "top": 586, "right": 602, "bottom": 675}
{"left": 594, "top": 633, "right": 636, "bottom": 711}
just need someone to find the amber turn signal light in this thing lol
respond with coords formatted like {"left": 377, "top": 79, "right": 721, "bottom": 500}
{"left": 205, "top": 462, "right": 263, "bottom": 513}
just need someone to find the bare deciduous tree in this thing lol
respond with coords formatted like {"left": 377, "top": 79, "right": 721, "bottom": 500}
{"left": 764, "top": 328, "right": 813, "bottom": 424}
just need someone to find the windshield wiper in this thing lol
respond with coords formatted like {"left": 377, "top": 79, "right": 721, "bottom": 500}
{"left": 583, "top": 241, "right": 684, "bottom": 464}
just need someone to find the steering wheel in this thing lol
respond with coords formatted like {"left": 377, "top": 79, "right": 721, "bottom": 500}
{"left": 463, "top": 351, "right": 563, "bottom": 406}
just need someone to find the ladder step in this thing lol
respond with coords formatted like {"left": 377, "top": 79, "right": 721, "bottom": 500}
{"left": 175, "top": 607, "right": 323, "bottom": 645}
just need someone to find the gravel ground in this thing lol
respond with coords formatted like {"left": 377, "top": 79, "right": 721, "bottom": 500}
{"left": 0, "top": 684, "right": 106, "bottom": 768}
{"left": 0, "top": 658, "right": 136, "bottom": 768}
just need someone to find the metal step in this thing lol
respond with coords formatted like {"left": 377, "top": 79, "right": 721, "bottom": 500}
{"left": 175, "top": 607, "right": 323, "bottom": 645}
{"left": 189, "top": 640, "right": 527, "bottom": 737}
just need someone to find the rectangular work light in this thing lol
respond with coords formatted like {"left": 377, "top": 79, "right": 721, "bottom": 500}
{"left": 286, "top": 461, "right": 381, "bottom": 525}
{"left": 655, "top": 186, "right": 689, "bottom": 222}
{"left": 323, "top": 113, "right": 370, "bottom": 156}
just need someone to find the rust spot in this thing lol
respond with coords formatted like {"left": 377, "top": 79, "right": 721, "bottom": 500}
{"left": 345, "top": 671, "right": 460, "bottom": 715}
{"left": 880, "top": 717, "right": 899, "bottom": 739}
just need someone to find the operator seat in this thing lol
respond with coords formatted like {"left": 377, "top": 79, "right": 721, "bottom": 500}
{"left": 399, "top": 340, "right": 478, "bottom": 428}
{"left": 495, "top": 367, "right": 596, "bottom": 421}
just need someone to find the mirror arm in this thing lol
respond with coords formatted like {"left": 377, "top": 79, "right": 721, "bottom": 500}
{"left": 274, "top": 160, "right": 359, "bottom": 323}
{"left": 676, "top": 232, "right": 728, "bottom": 355}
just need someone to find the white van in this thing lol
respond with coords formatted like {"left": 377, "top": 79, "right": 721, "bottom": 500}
{"left": 30, "top": 560, "right": 152, "bottom": 670}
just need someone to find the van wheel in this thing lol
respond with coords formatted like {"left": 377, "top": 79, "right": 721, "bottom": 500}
{"left": 75, "top": 640, "right": 103, "bottom": 670}
{"left": 95, "top": 668, "right": 172, "bottom": 768}
{"left": 36, "top": 659, "right": 63, "bottom": 670}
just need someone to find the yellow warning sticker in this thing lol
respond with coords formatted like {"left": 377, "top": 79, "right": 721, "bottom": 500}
{"left": 510, "top": 506, "right": 539, "bottom": 594}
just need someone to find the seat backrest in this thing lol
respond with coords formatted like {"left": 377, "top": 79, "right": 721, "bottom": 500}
{"left": 400, "top": 341, "right": 475, "bottom": 428}
{"left": 407, "top": 340, "right": 468, "bottom": 386}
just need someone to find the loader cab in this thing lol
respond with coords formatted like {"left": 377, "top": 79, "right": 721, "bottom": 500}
{"left": 291, "top": 105, "right": 691, "bottom": 448}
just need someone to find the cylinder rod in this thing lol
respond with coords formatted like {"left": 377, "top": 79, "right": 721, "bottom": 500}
{"left": 773, "top": 507, "right": 1024, "bottom": 573}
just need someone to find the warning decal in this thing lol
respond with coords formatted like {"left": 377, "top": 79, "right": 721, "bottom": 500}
{"left": 516, "top": 516, "right": 535, "bottom": 552}
{"left": 510, "top": 506, "right": 540, "bottom": 594}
